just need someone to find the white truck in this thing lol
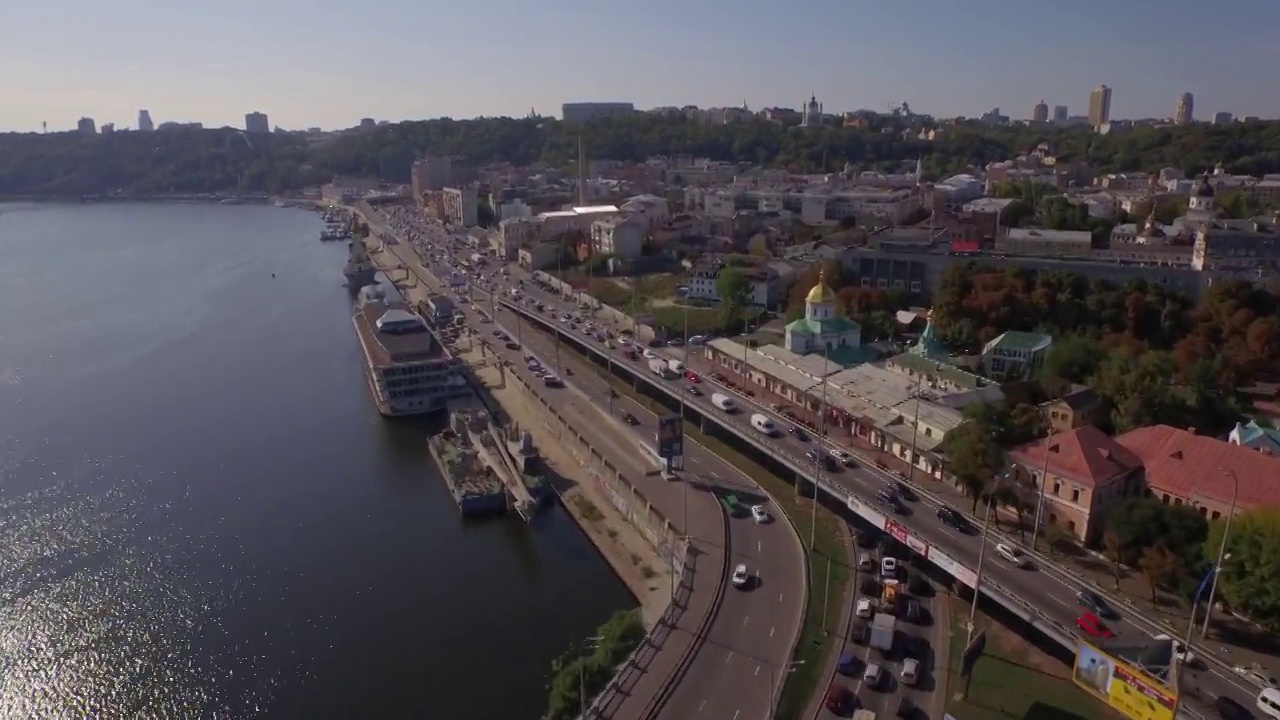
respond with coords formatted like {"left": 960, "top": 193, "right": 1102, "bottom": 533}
{"left": 711, "top": 392, "right": 737, "bottom": 412}
{"left": 750, "top": 413, "right": 776, "bottom": 436}
{"left": 667, "top": 358, "right": 685, "bottom": 374}
{"left": 870, "top": 612, "right": 896, "bottom": 655}
{"left": 649, "top": 358, "right": 676, "bottom": 379}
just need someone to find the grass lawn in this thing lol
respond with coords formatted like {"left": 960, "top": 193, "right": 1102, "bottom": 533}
{"left": 584, "top": 360, "right": 848, "bottom": 720}
{"left": 945, "top": 605, "right": 1121, "bottom": 720}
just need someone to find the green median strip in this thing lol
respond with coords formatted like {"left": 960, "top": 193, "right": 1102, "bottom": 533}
{"left": 583, "top": 359, "right": 848, "bottom": 720}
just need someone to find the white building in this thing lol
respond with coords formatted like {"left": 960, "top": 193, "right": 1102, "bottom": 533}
{"left": 537, "top": 205, "right": 620, "bottom": 236}
{"left": 979, "top": 331, "right": 1053, "bottom": 378}
{"left": 443, "top": 186, "right": 479, "bottom": 227}
{"left": 619, "top": 194, "right": 670, "bottom": 231}
{"left": 784, "top": 271, "right": 861, "bottom": 354}
{"left": 591, "top": 216, "right": 644, "bottom": 259}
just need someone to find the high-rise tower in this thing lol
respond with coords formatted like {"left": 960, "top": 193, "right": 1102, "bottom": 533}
{"left": 138, "top": 109, "right": 154, "bottom": 131}
{"left": 1175, "top": 93, "right": 1194, "bottom": 125}
{"left": 1088, "top": 85, "right": 1112, "bottom": 126}
{"left": 1032, "top": 100, "right": 1049, "bottom": 123}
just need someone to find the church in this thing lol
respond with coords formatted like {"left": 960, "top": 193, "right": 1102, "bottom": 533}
{"left": 784, "top": 270, "right": 861, "bottom": 354}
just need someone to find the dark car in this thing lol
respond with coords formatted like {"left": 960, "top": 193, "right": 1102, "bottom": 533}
{"left": 790, "top": 426, "right": 810, "bottom": 442}
{"left": 850, "top": 619, "right": 868, "bottom": 645}
{"left": 896, "top": 696, "right": 917, "bottom": 719}
{"left": 903, "top": 598, "right": 923, "bottom": 624}
{"left": 1076, "top": 589, "right": 1119, "bottom": 620}
{"left": 1215, "top": 695, "right": 1254, "bottom": 720}
{"left": 937, "top": 506, "right": 972, "bottom": 533}
{"left": 894, "top": 481, "right": 918, "bottom": 502}
{"left": 854, "top": 530, "right": 877, "bottom": 549}
{"left": 824, "top": 685, "right": 854, "bottom": 714}
{"left": 621, "top": 411, "right": 639, "bottom": 426}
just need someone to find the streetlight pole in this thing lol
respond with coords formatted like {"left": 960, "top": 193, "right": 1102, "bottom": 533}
{"left": 810, "top": 346, "right": 830, "bottom": 551}
{"left": 678, "top": 287, "right": 691, "bottom": 544}
{"left": 771, "top": 660, "right": 804, "bottom": 715}
{"left": 905, "top": 377, "right": 923, "bottom": 484}
{"left": 1030, "top": 426, "right": 1055, "bottom": 550}
{"left": 966, "top": 471, "right": 1008, "bottom": 646}
{"left": 1202, "top": 468, "right": 1241, "bottom": 638}
{"left": 821, "top": 553, "right": 833, "bottom": 635}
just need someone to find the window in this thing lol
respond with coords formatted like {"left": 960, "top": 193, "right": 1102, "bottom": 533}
{"left": 909, "top": 281, "right": 922, "bottom": 293}
{"left": 1071, "top": 488, "right": 1080, "bottom": 503}
{"left": 1052, "top": 480, "right": 1061, "bottom": 495}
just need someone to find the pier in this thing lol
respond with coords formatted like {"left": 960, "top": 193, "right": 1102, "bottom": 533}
{"left": 435, "top": 396, "right": 546, "bottom": 521}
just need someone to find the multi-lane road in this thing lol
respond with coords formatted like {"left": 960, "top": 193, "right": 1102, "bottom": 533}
{"left": 483, "top": 265, "right": 1260, "bottom": 718}
{"left": 374, "top": 223, "right": 808, "bottom": 720}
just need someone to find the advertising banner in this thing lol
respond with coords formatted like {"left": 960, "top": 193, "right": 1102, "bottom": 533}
{"left": 931, "top": 550, "right": 978, "bottom": 588}
{"left": 656, "top": 414, "right": 684, "bottom": 459}
{"left": 1073, "top": 643, "right": 1176, "bottom": 720}
{"left": 846, "top": 493, "right": 887, "bottom": 529}
{"left": 884, "top": 519, "right": 930, "bottom": 558}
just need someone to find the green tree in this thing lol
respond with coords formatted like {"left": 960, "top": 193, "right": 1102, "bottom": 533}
{"left": 476, "top": 197, "right": 496, "bottom": 227}
{"left": 1091, "top": 348, "right": 1182, "bottom": 433}
{"left": 1039, "top": 334, "right": 1105, "bottom": 386}
{"left": 942, "top": 417, "right": 1006, "bottom": 512}
{"left": 1207, "top": 507, "right": 1280, "bottom": 633}
{"left": 1102, "top": 529, "right": 1126, "bottom": 591}
{"left": 1138, "top": 544, "right": 1183, "bottom": 606}
{"left": 544, "top": 610, "right": 645, "bottom": 720}
{"left": 716, "top": 266, "right": 753, "bottom": 324}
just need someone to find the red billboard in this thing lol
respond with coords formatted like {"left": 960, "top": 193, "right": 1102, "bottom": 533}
{"left": 950, "top": 239, "right": 981, "bottom": 254}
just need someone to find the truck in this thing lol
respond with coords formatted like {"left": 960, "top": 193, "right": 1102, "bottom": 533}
{"left": 711, "top": 392, "right": 737, "bottom": 412}
{"left": 750, "top": 413, "right": 776, "bottom": 436}
{"left": 668, "top": 358, "right": 685, "bottom": 374}
{"left": 870, "top": 612, "right": 896, "bottom": 654}
{"left": 852, "top": 710, "right": 876, "bottom": 720}
{"left": 649, "top": 358, "right": 676, "bottom": 379}
{"left": 880, "top": 579, "right": 901, "bottom": 615}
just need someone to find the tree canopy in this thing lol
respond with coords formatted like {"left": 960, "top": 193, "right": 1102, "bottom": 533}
{"left": 1207, "top": 507, "right": 1280, "bottom": 633}
{"left": 544, "top": 609, "right": 645, "bottom": 720}
{"left": 7, "top": 115, "right": 1280, "bottom": 197}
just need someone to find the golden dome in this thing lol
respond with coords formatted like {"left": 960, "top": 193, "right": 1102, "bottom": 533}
{"left": 805, "top": 268, "right": 836, "bottom": 304}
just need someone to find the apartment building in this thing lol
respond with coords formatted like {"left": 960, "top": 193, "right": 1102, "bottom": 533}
{"left": 442, "top": 186, "right": 479, "bottom": 227}
{"left": 996, "top": 228, "right": 1093, "bottom": 256}
{"left": 590, "top": 216, "right": 644, "bottom": 259}
{"left": 1039, "top": 386, "right": 1108, "bottom": 433}
{"left": 979, "top": 331, "right": 1053, "bottom": 378}
{"left": 618, "top": 194, "right": 670, "bottom": 231}
{"left": 538, "top": 205, "right": 620, "bottom": 236}
{"left": 686, "top": 259, "right": 783, "bottom": 308}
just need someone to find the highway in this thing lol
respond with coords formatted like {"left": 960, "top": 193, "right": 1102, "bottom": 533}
{"left": 372, "top": 221, "right": 808, "bottom": 720}
{"left": 480, "top": 265, "right": 1259, "bottom": 719}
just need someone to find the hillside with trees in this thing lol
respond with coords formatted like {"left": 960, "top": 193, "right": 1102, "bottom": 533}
{"left": 5, "top": 115, "right": 1280, "bottom": 197}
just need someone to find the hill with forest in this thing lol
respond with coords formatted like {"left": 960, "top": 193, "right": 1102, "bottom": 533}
{"left": 4, "top": 115, "right": 1280, "bottom": 197}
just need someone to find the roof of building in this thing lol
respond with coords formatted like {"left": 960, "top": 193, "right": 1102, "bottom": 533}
{"left": 1118, "top": 424, "right": 1280, "bottom": 508}
{"left": 353, "top": 302, "right": 446, "bottom": 367}
{"left": 573, "top": 204, "right": 621, "bottom": 214}
{"left": 1050, "top": 384, "right": 1100, "bottom": 411}
{"left": 1194, "top": 174, "right": 1215, "bottom": 198}
{"left": 806, "top": 273, "right": 836, "bottom": 303}
{"left": 986, "top": 330, "right": 1054, "bottom": 352}
{"left": 1004, "top": 228, "right": 1093, "bottom": 244}
{"left": 1010, "top": 426, "right": 1142, "bottom": 488}
{"left": 785, "top": 315, "right": 860, "bottom": 337}
{"left": 1232, "top": 420, "right": 1280, "bottom": 447}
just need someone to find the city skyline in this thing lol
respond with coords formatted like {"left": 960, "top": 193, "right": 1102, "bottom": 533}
{"left": 4, "top": 0, "right": 1280, "bottom": 132}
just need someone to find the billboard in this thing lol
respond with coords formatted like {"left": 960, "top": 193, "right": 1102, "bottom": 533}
{"left": 1073, "top": 643, "right": 1176, "bottom": 720}
{"left": 931, "top": 549, "right": 978, "bottom": 588}
{"left": 950, "top": 239, "right": 981, "bottom": 254}
{"left": 656, "top": 414, "right": 684, "bottom": 459}
{"left": 884, "top": 519, "right": 930, "bottom": 558}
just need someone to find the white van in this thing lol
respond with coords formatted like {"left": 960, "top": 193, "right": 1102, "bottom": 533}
{"left": 750, "top": 413, "right": 776, "bottom": 436}
{"left": 1259, "top": 687, "right": 1280, "bottom": 719}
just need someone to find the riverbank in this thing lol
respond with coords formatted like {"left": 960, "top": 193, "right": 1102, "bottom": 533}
{"left": 361, "top": 232, "right": 672, "bottom": 628}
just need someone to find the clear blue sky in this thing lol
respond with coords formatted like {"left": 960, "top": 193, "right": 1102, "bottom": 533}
{"left": 4, "top": 0, "right": 1279, "bottom": 132}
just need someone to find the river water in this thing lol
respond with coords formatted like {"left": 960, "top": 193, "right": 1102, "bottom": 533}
{"left": 0, "top": 202, "right": 633, "bottom": 719}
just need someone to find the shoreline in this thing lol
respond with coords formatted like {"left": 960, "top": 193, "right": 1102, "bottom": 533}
{"left": 361, "top": 229, "right": 673, "bottom": 627}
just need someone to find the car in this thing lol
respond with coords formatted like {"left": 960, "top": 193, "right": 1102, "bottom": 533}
{"left": 893, "top": 481, "right": 918, "bottom": 501}
{"left": 685, "top": 371, "right": 699, "bottom": 383}
{"left": 831, "top": 449, "right": 855, "bottom": 467}
{"left": 996, "top": 543, "right": 1032, "bottom": 568}
{"left": 1152, "top": 634, "right": 1196, "bottom": 666}
{"left": 854, "top": 530, "right": 877, "bottom": 549}
{"left": 1076, "top": 589, "right": 1119, "bottom": 619}
{"left": 750, "top": 505, "right": 771, "bottom": 524}
{"left": 862, "top": 662, "right": 884, "bottom": 689}
{"left": 790, "top": 426, "right": 810, "bottom": 442}
{"left": 1076, "top": 612, "right": 1115, "bottom": 639}
{"left": 937, "top": 506, "right": 972, "bottom": 533}
{"left": 686, "top": 385, "right": 702, "bottom": 396}
{"left": 900, "top": 658, "right": 921, "bottom": 686}
{"left": 642, "top": 348, "right": 658, "bottom": 359}
{"left": 881, "top": 557, "right": 899, "bottom": 578}
{"left": 505, "top": 342, "right": 520, "bottom": 350}
{"left": 903, "top": 598, "right": 922, "bottom": 624}
{"left": 823, "top": 685, "right": 853, "bottom": 714}
{"left": 621, "top": 411, "right": 639, "bottom": 425}
{"left": 895, "top": 696, "right": 916, "bottom": 719}
{"left": 731, "top": 563, "right": 751, "bottom": 588}
{"left": 1213, "top": 695, "right": 1253, "bottom": 720}
{"left": 858, "top": 554, "right": 875, "bottom": 572}
{"left": 855, "top": 597, "right": 875, "bottom": 618}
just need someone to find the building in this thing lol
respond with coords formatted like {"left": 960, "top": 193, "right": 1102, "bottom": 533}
{"left": 1040, "top": 385, "right": 1107, "bottom": 433}
{"left": 562, "top": 102, "right": 635, "bottom": 123}
{"left": 137, "top": 109, "right": 154, "bottom": 131}
{"left": 618, "top": 194, "right": 670, "bottom": 231}
{"left": 590, "top": 216, "right": 644, "bottom": 259}
{"left": 687, "top": 259, "right": 784, "bottom": 308}
{"left": 537, "top": 205, "right": 619, "bottom": 236}
{"left": 800, "top": 95, "right": 824, "bottom": 128}
{"left": 245, "top": 111, "right": 269, "bottom": 133}
{"left": 412, "top": 156, "right": 453, "bottom": 197}
{"left": 979, "top": 331, "right": 1053, "bottom": 378}
{"left": 1175, "top": 93, "right": 1194, "bottom": 125}
{"left": 1009, "top": 426, "right": 1144, "bottom": 544}
{"left": 1227, "top": 420, "right": 1280, "bottom": 454}
{"left": 1118, "top": 425, "right": 1280, "bottom": 519}
{"left": 783, "top": 270, "right": 861, "bottom": 354}
{"left": 996, "top": 228, "right": 1093, "bottom": 256}
{"left": 1032, "top": 100, "right": 1049, "bottom": 123}
{"left": 1053, "top": 105, "right": 1069, "bottom": 123}
{"left": 1088, "top": 85, "right": 1112, "bottom": 127}
{"left": 351, "top": 299, "right": 467, "bottom": 416}
{"left": 1214, "top": 112, "right": 1234, "bottom": 125}
{"left": 442, "top": 186, "right": 479, "bottom": 227}
{"left": 77, "top": 117, "right": 96, "bottom": 135}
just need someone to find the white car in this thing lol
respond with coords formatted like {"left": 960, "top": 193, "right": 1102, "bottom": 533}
{"left": 858, "top": 554, "right": 875, "bottom": 572}
{"left": 831, "top": 449, "right": 855, "bottom": 466}
{"left": 643, "top": 348, "right": 658, "bottom": 359}
{"left": 750, "top": 505, "right": 771, "bottom": 524}
{"left": 1153, "top": 634, "right": 1196, "bottom": 666}
{"left": 996, "top": 543, "right": 1031, "bottom": 568}
{"left": 900, "top": 658, "right": 920, "bottom": 686}
{"left": 881, "top": 557, "right": 899, "bottom": 579}
{"left": 862, "top": 662, "right": 883, "bottom": 688}
{"left": 855, "top": 597, "right": 875, "bottom": 618}
{"left": 731, "top": 563, "right": 751, "bottom": 588}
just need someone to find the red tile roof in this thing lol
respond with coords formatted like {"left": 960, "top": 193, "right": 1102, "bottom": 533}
{"left": 1116, "top": 425, "right": 1280, "bottom": 509}
{"left": 1009, "top": 426, "right": 1142, "bottom": 488}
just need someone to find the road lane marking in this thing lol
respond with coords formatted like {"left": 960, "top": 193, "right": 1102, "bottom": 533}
{"left": 732, "top": 710, "right": 740, "bottom": 720}
{"left": 698, "top": 700, "right": 706, "bottom": 712}
{"left": 770, "top": 627, "right": 775, "bottom": 638}
{"left": 758, "top": 540, "right": 762, "bottom": 553}
{"left": 778, "top": 593, "right": 784, "bottom": 603}
{"left": 743, "top": 615, "right": 749, "bottom": 626}
{"left": 754, "top": 664, "right": 761, "bottom": 677}
{"left": 725, "top": 652, "right": 733, "bottom": 664}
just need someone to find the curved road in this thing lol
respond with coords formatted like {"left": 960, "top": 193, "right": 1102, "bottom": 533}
{"left": 375, "top": 225, "right": 807, "bottom": 720}
{"left": 490, "top": 268, "right": 1257, "bottom": 719}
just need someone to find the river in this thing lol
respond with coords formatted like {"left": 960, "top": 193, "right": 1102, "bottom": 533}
{"left": 0, "top": 202, "right": 633, "bottom": 719}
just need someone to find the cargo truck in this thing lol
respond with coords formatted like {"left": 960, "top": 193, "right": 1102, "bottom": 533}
{"left": 750, "top": 413, "right": 777, "bottom": 436}
{"left": 649, "top": 358, "right": 676, "bottom": 379}
{"left": 870, "top": 612, "right": 896, "bottom": 654}
{"left": 881, "top": 579, "right": 901, "bottom": 615}
{"left": 711, "top": 392, "right": 737, "bottom": 412}
{"left": 668, "top": 358, "right": 685, "bottom": 373}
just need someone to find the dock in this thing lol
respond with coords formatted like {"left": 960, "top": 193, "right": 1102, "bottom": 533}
{"left": 427, "top": 425, "right": 507, "bottom": 518}
{"left": 435, "top": 395, "right": 547, "bottom": 521}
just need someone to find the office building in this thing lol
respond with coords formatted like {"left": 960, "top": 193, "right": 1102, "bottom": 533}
{"left": 442, "top": 185, "right": 479, "bottom": 227}
{"left": 1088, "top": 85, "right": 1112, "bottom": 126}
{"left": 1214, "top": 112, "right": 1234, "bottom": 125}
{"left": 412, "top": 156, "right": 453, "bottom": 197}
{"left": 137, "top": 109, "right": 154, "bottom": 131}
{"left": 561, "top": 102, "right": 635, "bottom": 123}
{"left": 1175, "top": 93, "right": 1194, "bottom": 125}
{"left": 1053, "top": 105, "right": 1069, "bottom": 123}
{"left": 1032, "top": 100, "right": 1049, "bottom": 123}
{"left": 77, "top": 117, "right": 96, "bottom": 135}
{"left": 245, "top": 112, "right": 270, "bottom": 133}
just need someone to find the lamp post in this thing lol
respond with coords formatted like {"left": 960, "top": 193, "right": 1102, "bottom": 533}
{"left": 966, "top": 470, "right": 1011, "bottom": 646}
{"left": 905, "top": 377, "right": 923, "bottom": 484}
{"left": 810, "top": 346, "right": 831, "bottom": 551}
{"left": 1030, "top": 424, "right": 1056, "bottom": 550}
{"left": 1172, "top": 560, "right": 1225, "bottom": 720}
{"left": 1202, "top": 468, "right": 1241, "bottom": 638}
{"left": 677, "top": 286, "right": 691, "bottom": 546}
{"left": 771, "top": 660, "right": 804, "bottom": 714}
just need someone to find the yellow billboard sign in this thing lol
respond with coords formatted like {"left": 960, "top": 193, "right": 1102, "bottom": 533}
{"left": 1073, "top": 642, "right": 1177, "bottom": 720}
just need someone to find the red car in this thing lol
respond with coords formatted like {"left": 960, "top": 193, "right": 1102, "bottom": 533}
{"left": 1076, "top": 612, "right": 1115, "bottom": 639}
{"left": 686, "top": 371, "right": 700, "bottom": 383}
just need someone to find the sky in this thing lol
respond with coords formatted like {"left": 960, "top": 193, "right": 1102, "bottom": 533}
{"left": 4, "top": 0, "right": 1280, "bottom": 133}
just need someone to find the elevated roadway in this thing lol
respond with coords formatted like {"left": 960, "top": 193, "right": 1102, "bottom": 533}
{"left": 488, "top": 271, "right": 1259, "bottom": 720}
